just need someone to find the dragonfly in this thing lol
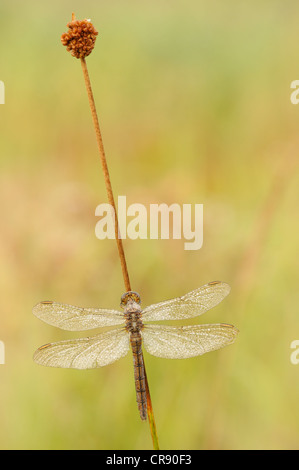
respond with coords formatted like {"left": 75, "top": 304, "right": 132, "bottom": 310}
{"left": 33, "top": 280, "right": 239, "bottom": 420}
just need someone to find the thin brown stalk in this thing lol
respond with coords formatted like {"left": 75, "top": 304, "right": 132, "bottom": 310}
{"left": 144, "top": 367, "right": 160, "bottom": 449}
{"left": 80, "top": 57, "right": 131, "bottom": 292}
{"left": 80, "top": 55, "right": 159, "bottom": 450}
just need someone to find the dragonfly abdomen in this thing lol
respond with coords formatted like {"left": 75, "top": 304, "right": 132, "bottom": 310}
{"left": 122, "top": 295, "right": 147, "bottom": 420}
{"left": 130, "top": 332, "right": 147, "bottom": 421}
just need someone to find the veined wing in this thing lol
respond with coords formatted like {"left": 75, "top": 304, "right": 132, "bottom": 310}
{"left": 33, "top": 327, "right": 130, "bottom": 369}
{"left": 33, "top": 301, "right": 124, "bottom": 331}
{"left": 142, "top": 323, "right": 238, "bottom": 359}
{"left": 142, "top": 281, "right": 231, "bottom": 322}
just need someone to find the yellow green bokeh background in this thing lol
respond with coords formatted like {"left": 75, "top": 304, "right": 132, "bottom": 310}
{"left": 1, "top": 0, "right": 299, "bottom": 449}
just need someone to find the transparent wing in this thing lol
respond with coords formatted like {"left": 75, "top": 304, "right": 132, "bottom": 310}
{"left": 33, "top": 301, "right": 124, "bottom": 331}
{"left": 33, "top": 327, "right": 130, "bottom": 369}
{"left": 142, "top": 281, "right": 231, "bottom": 322}
{"left": 142, "top": 323, "right": 238, "bottom": 359}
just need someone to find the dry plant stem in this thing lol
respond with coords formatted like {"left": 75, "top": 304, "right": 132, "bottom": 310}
{"left": 144, "top": 367, "right": 159, "bottom": 449}
{"left": 80, "top": 57, "right": 159, "bottom": 449}
{"left": 80, "top": 57, "right": 131, "bottom": 292}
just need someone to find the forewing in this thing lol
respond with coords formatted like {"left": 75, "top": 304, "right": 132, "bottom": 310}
{"left": 33, "top": 327, "right": 130, "bottom": 369}
{"left": 142, "top": 281, "right": 231, "bottom": 322}
{"left": 142, "top": 323, "right": 238, "bottom": 359}
{"left": 33, "top": 301, "right": 124, "bottom": 331}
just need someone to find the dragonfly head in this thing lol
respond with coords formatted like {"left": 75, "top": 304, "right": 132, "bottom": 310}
{"left": 120, "top": 291, "right": 141, "bottom": 308}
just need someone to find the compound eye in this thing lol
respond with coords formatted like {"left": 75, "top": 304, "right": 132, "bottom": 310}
{"left": 130, "top": 292, "right": 141, "bottom": 304}
{"left": 120, "top": 293, "right": 128, "bottom": 307}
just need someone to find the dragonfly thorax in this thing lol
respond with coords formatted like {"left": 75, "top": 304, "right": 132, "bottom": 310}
{"left": 125, "top": 311, "right": 143, "bottom": 334}
{"left": 121, "top": 292, "right": 143, "bottom": 333}
{"left": 122, "top": 299, "right": 143, "bottom": 334}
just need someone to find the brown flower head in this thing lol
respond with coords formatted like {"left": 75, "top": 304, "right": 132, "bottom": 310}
{"left": 61, "top": 18, "right": 98, "bottom": 59}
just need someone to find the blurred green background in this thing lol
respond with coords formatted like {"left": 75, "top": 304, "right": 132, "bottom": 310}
{"left": 1, "top": 0, "right": 299, "bottom": 450}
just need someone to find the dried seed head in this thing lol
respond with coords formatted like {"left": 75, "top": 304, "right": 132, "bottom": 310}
{"left": 61, "top": 18, "right": 98, "bottom": 59}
